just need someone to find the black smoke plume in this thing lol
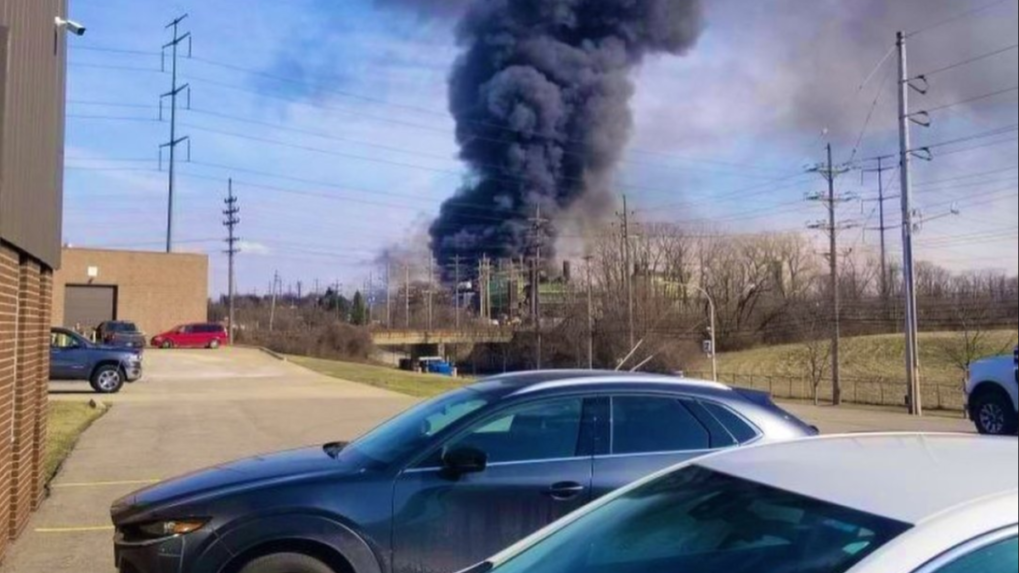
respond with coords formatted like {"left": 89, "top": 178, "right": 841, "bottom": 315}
{"left": 429, "top": 0, "right": 704, "bottom": 270}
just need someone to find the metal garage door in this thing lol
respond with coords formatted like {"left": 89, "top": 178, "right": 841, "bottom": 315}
{"left": 64, "top": 286, "right": 117, "bottom": 334}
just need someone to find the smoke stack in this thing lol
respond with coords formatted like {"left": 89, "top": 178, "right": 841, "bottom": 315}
{"left": 430, "top": 0, "right": 704, "bottom": 271}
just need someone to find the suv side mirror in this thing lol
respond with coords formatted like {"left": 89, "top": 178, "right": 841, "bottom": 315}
{"left": 442, "top": 447, "right": 488, "bottom": 478}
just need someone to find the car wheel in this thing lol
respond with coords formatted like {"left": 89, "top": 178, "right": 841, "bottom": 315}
{"left": 239, "top": 553, "right": 336, "bottom": 573}
{"left": 90, "top": 366, "right": 125, "bottom": 394}
{"left": 209, "top": 339, "right": 221, "bottom": 350}
{"left": 972, "top": 391, "right": 1017, "bottom": 436}
{"left": 161, "top": 341, "right": 174, "bottom": 350}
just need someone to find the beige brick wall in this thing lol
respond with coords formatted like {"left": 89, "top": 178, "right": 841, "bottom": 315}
{"left": 0, "top": 242, "right": 50, "bottom": 550}
{"left": 53, "top": 248, "right": 209, "bottom": 339}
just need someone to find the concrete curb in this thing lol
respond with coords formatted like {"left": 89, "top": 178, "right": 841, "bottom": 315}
{"left": 249, "top": 346, "right": 288, "bottom": 362}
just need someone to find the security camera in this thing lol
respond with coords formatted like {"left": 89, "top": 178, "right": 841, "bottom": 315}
{"left": 55, "top": 17, "right": 87, "bottom": 36}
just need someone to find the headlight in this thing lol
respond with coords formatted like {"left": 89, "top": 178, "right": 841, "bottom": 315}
{"left": 136, "top": 519, "right": 208, "bottom": 539}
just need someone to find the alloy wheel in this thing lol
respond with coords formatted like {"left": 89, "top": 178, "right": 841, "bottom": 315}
{"left": 979, "top": 402, "right": 1006, "bottom": 435}
{"left": 97, "top": 370, "right": 122, "bottom": 392}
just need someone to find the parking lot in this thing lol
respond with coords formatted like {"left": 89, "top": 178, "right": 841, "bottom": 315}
{"left": 2, "top": 349, "right": 973, "bottom": 573}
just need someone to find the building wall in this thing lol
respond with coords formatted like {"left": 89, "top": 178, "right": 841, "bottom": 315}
{"left": 0, "top": 0, "right": 68, "bottom": 269}
{"left": 0, "top": 242, "right": 50, "bottom": 554}
{"left": 53, "top": 249, "right": 210, "bottom": 338}
{"left": 0, "top": 0, "right": 67, "bottom": 562}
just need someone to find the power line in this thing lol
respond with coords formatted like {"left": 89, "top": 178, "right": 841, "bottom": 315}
{"left": 915, "top": 43, "right": 1019, "bottom": 78}
{"left": 922, "top": 86, "right": 1019, "bottom": 114}
{"left": 906, "top": 0, "right": 1015, "bottom": 38}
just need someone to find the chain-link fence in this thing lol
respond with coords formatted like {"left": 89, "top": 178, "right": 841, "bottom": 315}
{"left": 686, "top": 371, "right": 967, "bottom": 412}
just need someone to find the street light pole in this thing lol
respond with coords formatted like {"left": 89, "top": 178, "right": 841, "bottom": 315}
{"left": 690, "top": 285, "right": 717, "bottom": 382}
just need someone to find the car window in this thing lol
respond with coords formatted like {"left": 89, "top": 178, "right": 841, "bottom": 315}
{"left": 701, "top": 402, "right": 760, "bottom": 444}
{"left": 352, "top": 389, "right": 490, "bottom": 467}
{"left": 685, "top": 400, "right": 738, "bottom": 448}
{"left": 51, "top": 332, "right": 80, "bottom": 349}
{"left": 490, "top": 466, "right": 912, "bottom": 573}
{"left": 612, "top": 397, "right": 710, "bottom": 455}
{"left": 446, "top": 399, "right": 585, "bottom": 464}
{"left": 935, "top": 537, "right": 1018, "bottom": 573}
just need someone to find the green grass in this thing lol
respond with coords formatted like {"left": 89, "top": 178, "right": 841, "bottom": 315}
{"left": 691, "top": 330, "right": 1018, "bottom": 410}
{"left": 46, "top": 401, "right": 108, "bottom": 482}
{"left": 289, "top": 356, "right": 471, "bottom": 398}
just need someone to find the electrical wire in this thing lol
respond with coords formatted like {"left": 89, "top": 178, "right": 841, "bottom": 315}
{"left": 915, "top": 43, "right": 1019, "bottom": 78}
{"left": 923, "top": 86, "right": 1019, "bottom": 114}
{"left": 906, "top": 0, "right": 1015, "bottom": 38}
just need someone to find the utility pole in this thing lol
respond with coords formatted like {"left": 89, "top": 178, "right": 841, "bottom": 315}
{"left": 452, "top": 255, "right": 463, "bottom": 330}
{"left": 367, "top": 273, "right": 375, "bottom": 325}
{"left": 585, "top": 255, "right": 595, "bottom": 370}
{"left": 619, "top": 195, "right": 636, "bottom": 349}
{"left": 529, "top": 207, "right": 549, "bottom": 369}
{"left": 340, "top": 279, "right": 348, "bottom": 324}
{"left": 808, "top": 144, "right": 855, "bottom": 406}
{"left": 385, "top": 261, "right": 392, "bottom": 329}
{"left": 862, "top": 155, "right": 898, "bottom": 306}
{"left": 269, "top": 271, "right": 280, "bottom": 332}
{"left": 898, "top": 30, "right": 924, "bottom": 416}
{"left": 223, "top": 179, "right": 240, "bottom": 344}
{"left": 404, "top": 263, "right": 411, "bottom": 329}
{"left": 427, "top": 259, "right": 434, "bottom": 331}
{"left": 160, "top": 15, "right": 192, "bottom": 254}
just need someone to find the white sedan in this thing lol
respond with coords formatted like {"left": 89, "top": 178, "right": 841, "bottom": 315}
{"left": 463, "top": 434, "right": 1018, "bottom": 573}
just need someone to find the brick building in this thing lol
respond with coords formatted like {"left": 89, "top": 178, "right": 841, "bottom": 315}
{"left": 53, "top": 248, "right": 210, "bottom": 338}
{"left": 0, "top": 0, "right": 69, "bottom": 561}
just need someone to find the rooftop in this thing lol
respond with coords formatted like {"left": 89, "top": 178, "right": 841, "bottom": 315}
{"left": 700, "top": 434, "right": 1019, "bottom": 524}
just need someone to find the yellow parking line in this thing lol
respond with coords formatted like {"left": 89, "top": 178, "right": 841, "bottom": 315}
{"left": 35, "top": 526, "right": 115, "bottom": 534}
{"left": 52, "top": 479, "right": 161, "bottom": 489}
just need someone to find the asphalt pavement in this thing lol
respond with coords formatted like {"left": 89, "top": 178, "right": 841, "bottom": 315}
{"left": 1, "top": 349, "right": 973, "bottom": 573}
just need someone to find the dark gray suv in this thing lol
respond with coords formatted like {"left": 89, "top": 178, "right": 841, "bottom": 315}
{"left": 111, "top": 371, "right": 816, "bottom": 573}
{"left": 50, "top": 328, "right": 143, "bottom": 394}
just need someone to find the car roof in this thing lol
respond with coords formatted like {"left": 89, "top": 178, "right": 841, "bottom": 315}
{"left": 467, "top": 370, "right": 731, "bottom": 399}
{"left": 698, "top": 434, "right": 1019, "bottom": 525}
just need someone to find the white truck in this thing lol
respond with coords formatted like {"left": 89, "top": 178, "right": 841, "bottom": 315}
{"left": 966, "top": 347, "right": 1018, "bottom": 435}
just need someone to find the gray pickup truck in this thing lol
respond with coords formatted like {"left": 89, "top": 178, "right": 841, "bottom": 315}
{"left": 50, "top": 328, "right": 143, "bottom": 394}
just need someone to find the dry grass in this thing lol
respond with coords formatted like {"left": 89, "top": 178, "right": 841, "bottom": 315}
{"left": 690, "top": 330, "right": 1017, "bottom": 411}
{"left": 289, "top": 356, "right": 471, "bottom": 398}
{"left": 46, "top": 401, "right": 108, "bottom": 482}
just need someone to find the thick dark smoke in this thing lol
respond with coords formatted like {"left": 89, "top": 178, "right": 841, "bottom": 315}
{"left": 426, "top": 0, "right": 704, "bottom": 269}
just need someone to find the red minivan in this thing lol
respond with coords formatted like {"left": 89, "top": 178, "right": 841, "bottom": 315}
{"left": 151, "top": 323, "right": 228, "bottom": 349}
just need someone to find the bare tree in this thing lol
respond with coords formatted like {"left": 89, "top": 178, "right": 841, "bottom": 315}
{"left": 946, "top": 301, "right": 1018, "bottom": 383}
{"left": 794, "top": 303, "right": 833, "bottom": 405}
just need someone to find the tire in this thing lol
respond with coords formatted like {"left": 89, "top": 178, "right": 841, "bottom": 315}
{"left": 161, "top": 341, "right": 174, "bottom": 350}
{"left": 90, "top": 365, "right": 125, "bottom": 394}
{"left": 971, "top": 389, "right": 1018, "bottom": 436}
{"left": 209, "top": 339, "right": 221, "bottom": 350}
{"left": 239, "top": 553, "right": 336, "bottom": 573}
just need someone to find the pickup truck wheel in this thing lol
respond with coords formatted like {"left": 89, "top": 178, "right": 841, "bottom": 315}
{"left": 972, "top": 390, "right": 1017, "bottom": 436}
{"left": 90, "top": 366, "right": 125, "bottom": 394}
{"left": 239, "top": 553, "right": 336, "bottom": 573}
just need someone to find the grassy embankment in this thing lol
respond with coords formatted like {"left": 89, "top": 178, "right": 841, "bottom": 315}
{"left": 288, "top": 356, "right": 470, "bottom": 398}
{"left": 46, "top": 401, "right": 108, "bottom": 482}
{"left": 694, "top": 330, "right": 1017, "bottom": 410}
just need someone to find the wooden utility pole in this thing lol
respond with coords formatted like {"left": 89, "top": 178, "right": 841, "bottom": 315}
{"left": 585, "top": 255, "right": 595, "bottom": 370}
{"left": 808, "top": 144, "right": 854, "bottom": 406}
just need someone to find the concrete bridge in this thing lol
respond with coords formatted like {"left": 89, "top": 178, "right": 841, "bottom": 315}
{"left": 371, "top": 328, "right": 514, "bottom": 347}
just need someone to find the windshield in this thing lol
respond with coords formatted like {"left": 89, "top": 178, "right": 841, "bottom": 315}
{"left": 346, "top": 389, "right": 489, "bottom": 466}
{"left": 491, "top": 466, "right": 910, "bottom": 573}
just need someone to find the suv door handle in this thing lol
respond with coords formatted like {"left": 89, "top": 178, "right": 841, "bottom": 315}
{"left": 544, "top": 482, "right": 586, "bottom": 501}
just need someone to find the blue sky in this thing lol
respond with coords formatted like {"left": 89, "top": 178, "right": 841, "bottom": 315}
{"left": 64, "top": 0, "right": 1018, "bottom": 296}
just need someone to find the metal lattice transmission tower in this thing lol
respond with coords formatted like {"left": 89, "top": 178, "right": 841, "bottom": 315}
{"left": 159, "top": 14, "right": 192, "bottom": 253}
